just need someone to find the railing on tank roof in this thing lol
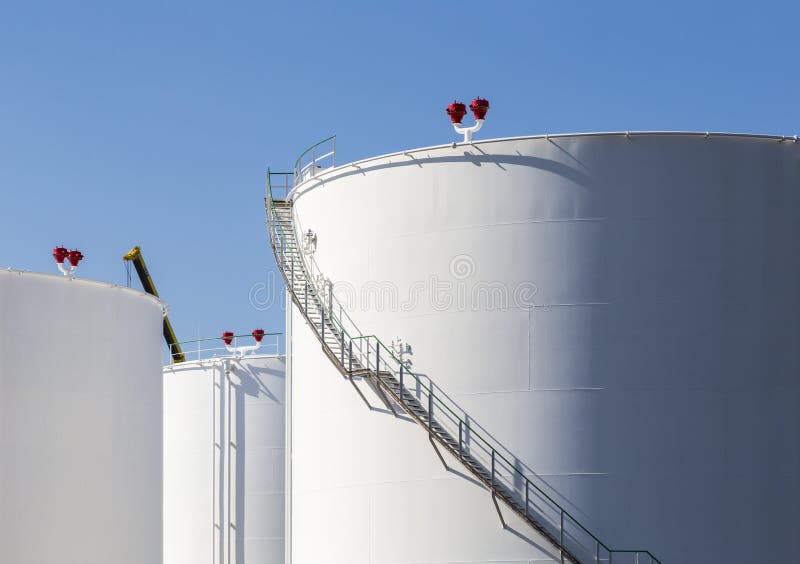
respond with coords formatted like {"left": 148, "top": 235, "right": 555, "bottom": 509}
{"left": 266, "top": 166, "right": 662, "bottom": 564}
{"left": 293, "top": 135, "right": 336, "bottom": 186}
{"left": 269, "top": 170, "right": 292, "bottom": 200}
{"left": 165, "top": 332, "right": 282, "bottom": 364}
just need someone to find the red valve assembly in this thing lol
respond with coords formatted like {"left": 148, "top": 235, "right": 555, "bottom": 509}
{"left": 222, "top": 331, "right": 234, "bottom": 346}
{"left": 446, "top": 101, "right": 467, "bottom": 124}
{"left": 252, "top": 328, "right": 265, "bottom": 343}
{"left": 53, "top": 246, "right": 83, "bottom": 274}
{"left": 67, "top": 250, "right": 84, "bottom": 267}
{"left": 470, "top": 97, "right": 489, "bottom": 120}
{"left": 53, "top": 247, "right": 69, "bottom": 264}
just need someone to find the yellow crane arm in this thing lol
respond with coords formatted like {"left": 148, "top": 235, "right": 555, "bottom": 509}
{"left": 123, "top": 246, "right": 185, "bottom": 363}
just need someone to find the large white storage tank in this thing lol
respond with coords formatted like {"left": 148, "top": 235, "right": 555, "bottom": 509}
{"left": 163, "top": 353, "right": 286, "bottom": 564}
{"left": 285, "top": 133, "right": 800, "bottom": 563}
{"left": 0, "top": 269, "right": 164, "bottom": 564}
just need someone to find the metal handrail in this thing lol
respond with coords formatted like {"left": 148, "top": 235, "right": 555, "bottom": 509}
{"left": 266, "top": 169, "right": 661, "bottom": 564}
{"left": 165, "top": 332, "right": 283, "bottom": 364}
{"left": 268, "top": 169, "right": 360, "bottom": 345}
{"left": 292, "top": 135, "right": 336, "bottom": 186}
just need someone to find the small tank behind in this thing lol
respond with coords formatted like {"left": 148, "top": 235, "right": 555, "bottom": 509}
{"left": 163, "top": 348, "right": 286, "bottom": 564}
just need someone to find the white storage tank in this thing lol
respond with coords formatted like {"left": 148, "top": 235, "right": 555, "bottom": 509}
{"left": 163, "top": 353, "right": 286, "bottom": 564}
{"left": 0, "top": 269, "right": 164, "bottom": 564}
{"left": 283, "top": 133, "right": 800, "bottom": 563}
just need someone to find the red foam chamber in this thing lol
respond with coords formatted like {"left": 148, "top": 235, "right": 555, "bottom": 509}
{"left": 53, "top": 247, "right": 69, "bottom": 264}
{"left": 470, "top": 97, "right": 489, "bottom": 120}
{"left": 446, "top": 101, "right": 467, "bottom": 124}
{"left": 67, "top": 250, "right": 83, "bottom": 267}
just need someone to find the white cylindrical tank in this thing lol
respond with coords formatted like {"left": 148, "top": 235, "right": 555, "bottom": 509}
{"left": 0, "top": 269, "right": 164, "bottom": 564}
{"left": 286, "top": 133, "right": 800, "bottom": 564}
{"left": 163, "top": 354, "right": 286, "bottom": 564}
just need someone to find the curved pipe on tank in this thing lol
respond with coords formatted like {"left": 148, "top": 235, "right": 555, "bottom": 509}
{"left": 224, "top": 341, "right": 262, "bottom": 358}
{"left": 453, "top": 119, "right": 484, "bottom": 143}
{"left": 56, "top": 262, "right": 78, "bottom": 277}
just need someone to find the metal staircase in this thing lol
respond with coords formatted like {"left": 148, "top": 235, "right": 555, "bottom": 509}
{"left": 265, "top": 145, "right": 662, "bottom": 564}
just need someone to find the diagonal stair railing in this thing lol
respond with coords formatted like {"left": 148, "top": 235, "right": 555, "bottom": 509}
{"left": 265, "top": 156, "right": 662, "bottom": 564}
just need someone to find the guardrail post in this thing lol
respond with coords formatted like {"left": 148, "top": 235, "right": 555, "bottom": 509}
{"left": 321, "top": 310, "right": 325, "bottom": 341}
{"left": 458, "top": 420, "right": 463, "bottom": 458}
{"left": 290, "top": 256, "right": 294, "bottom": 290}
{"left": 525, "top": 480, "right": 529, "bottom": 518}
{"left": 491, "top": 449, "right": 495, "bottom": 487}
{"left": 560, "top": 509, "right": 564, "bottom": 564}
{"left": 348, "top": 339, "right": 353, "bottom": 372}
{"left": 428, "top": 388, "right": 433, "bottom": 424}
{"left": 376, "top": 344, "right": 380, "bottom": 375}
{"left": 340, "top": 332, "right": 344, "bottom": 366}
{"left": 399, "top": 364, "right": 404, "bottom": 404}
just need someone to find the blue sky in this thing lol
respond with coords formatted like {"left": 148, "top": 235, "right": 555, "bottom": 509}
{"left": 1, "top": 0, "right": 798, "bottom": 349}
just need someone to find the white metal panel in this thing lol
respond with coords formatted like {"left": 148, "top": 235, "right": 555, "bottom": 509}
{"left": 163, "top": 361, "right": 215, "bottom": 564}
{"left": 0, "top": 270, "right": 164, "bottom": 564}
{"left": 163, "top": 354, "right": 286, "bottom": 564}
{"left": 288, "top": 309, "right": 560, "bottom": 564}
{"left": 288, "top": 133, "right": 800, "bottom": 563}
